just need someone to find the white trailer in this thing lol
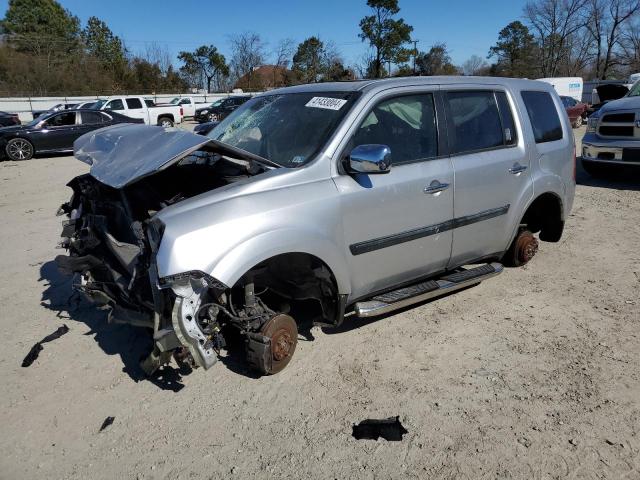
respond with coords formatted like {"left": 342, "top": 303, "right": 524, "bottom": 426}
{"left": 536, "top": 77, "right": 583, "bottom": 102}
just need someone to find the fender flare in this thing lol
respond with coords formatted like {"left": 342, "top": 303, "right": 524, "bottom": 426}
{"left": 210, "top": 228, "right": 352, "bottom": 295}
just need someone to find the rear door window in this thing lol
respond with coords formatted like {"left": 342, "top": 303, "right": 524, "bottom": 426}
{"left": 521, "top": 91, "right": 563, "bottom": 143}
{"left": 446, "top": 91, "right": 504, "bottom": 154}
{"left": 126, "top": 98, "right": 143, "bottom": 109}
{"left": 46, "top": 111, "right": 77, "bottom": 127}
{"left": 351, "top": 93, "right": 438, "bottom": 164}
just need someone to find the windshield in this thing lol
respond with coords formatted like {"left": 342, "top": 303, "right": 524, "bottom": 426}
{"left": 206, "top": 99, "right": 224, "bottom": 108}
{"left": 26, "top": 116, "right": 45, "bottom": 126}
{"left": 627, "top": 80, "right": 640, "bottom": 97}
{"left": 207, "top": 91, "right": 359, "bottom": 167}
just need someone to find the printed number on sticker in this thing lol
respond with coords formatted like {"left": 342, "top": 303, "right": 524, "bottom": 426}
{"left": 305, "top": 97, "right": 348, "bottom": 110}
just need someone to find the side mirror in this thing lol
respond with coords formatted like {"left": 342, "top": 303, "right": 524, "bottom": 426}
{"left": 348, "top": 144, "right": 392, "bottom": 174}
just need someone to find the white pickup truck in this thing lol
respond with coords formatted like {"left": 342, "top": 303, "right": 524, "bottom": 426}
{"left": 164, "top": 96, "right": 208, "bottom": 118}
{"left": 93, "top": 97, "right": 183, "bottom": 127}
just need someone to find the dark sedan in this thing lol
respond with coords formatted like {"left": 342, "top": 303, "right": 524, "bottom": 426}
{"left": 194, "top": 96, "right": 252, "bottom": 123}
{"left": 193, "top": 121, "right": 219, "bottom": 135}
{"left": 0, "top": 111, "right": 21, "bottom": 127}
{"left": 0, "top": 109, "right": 143, "bottom": 161}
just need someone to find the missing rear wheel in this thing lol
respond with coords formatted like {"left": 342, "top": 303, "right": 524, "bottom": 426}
{"left": 503, "top": 230, "right": 538, "bottom": 267}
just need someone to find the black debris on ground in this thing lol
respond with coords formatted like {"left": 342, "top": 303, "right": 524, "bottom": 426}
{"left": 352, "top": 416, "right": 408, "bottom": 441}
{"left": 99, "top": 416, "right": 115, "bottom": 432}
{"left": 21, "top": 324, "right": 70, "bottom": 367}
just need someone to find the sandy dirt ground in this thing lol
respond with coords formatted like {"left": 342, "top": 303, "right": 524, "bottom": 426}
{"left": 0, "top": 125, "right": 639, "bottom": 479}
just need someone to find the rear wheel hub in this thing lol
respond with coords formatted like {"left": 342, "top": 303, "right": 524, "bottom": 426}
{"left": 515, "top": 231, "right": 538, "bottom": 264}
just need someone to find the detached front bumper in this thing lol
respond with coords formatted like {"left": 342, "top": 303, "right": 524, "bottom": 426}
{"left": 582, "top": 134, "right": 640, "bottom": 166}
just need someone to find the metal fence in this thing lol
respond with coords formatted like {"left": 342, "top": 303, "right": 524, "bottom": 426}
{"left": 0, "top": 93, "right": 248, "bottom": 121}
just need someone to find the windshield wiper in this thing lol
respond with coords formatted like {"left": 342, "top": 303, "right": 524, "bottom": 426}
{"left": 209, "top": 139, "right": 282, "bottom": 169}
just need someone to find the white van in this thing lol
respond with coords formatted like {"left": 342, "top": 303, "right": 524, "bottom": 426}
{"left": 537, "top": 77, "right": 583, "bottom": 102}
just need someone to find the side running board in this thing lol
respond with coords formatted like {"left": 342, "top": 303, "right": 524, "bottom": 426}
{"left": 354, "top": 262, "right": 503, "bottom": 318}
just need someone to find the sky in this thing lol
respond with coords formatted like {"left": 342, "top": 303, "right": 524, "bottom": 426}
{"left": 0, "top": 0, "right": 529, "bottom": 67}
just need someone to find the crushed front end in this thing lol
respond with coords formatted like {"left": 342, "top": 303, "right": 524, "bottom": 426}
{"left": 56, "top": 124, "right": 342, "bottom": 376}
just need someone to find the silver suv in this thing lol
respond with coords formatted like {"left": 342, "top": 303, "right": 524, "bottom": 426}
{"left": 56, "top": 77, "right": 575, "bottom": 375}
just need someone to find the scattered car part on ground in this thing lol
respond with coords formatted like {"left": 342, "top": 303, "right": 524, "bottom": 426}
{"left": 56, "top": 77, "right": 575, "bottom": 377}
{"left": 21, "top": 324, "right": 69, "bottom": 367}
{"left": 0, "top": 111, "right": 21, "bottom": 127}
{"left": 99, "top": 416, "right": 115, "bottom": 432}
{"left": 352, "top": 417, "right": 408, "bottom": 441}
{"left": 0, "top": 109, "right": 144, "bottom": 161}
{"left": 582, "top": 80, "right": 640, "bottom": 176}
{"left": 193, "top": 96, "right": 251, "bottom": 123}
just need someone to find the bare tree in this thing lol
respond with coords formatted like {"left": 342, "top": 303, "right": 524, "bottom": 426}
{"left": 621, "top": 19, "right": 640, "bottom": 72}
{"left": 353, "top": 48, "right": 380, "bottom": 78}
{"left": 143, "top": 42, "right": 172, "bottom": 74}
{"left": 524, "top": 0, "right": 589, "bottom": 77}
{"left": 461, "top": 55, "right": 489, "bottom": 75}
{"left": 229, "top": 32, "right": 266, "bottom": 87}
{"left": 587, "top": 0, "right": 640, "bottom": 78}
{"left": 273, "top": 38, "right": 295, "bottom": 68}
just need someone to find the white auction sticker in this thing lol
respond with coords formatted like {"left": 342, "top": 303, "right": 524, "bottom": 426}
{"left": 305, "top": 97, "right": 348, "bottom": 110}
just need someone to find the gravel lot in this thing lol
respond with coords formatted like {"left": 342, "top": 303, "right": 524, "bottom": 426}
{"left": 0, "top": 125, "right": 638, "bottom": 479}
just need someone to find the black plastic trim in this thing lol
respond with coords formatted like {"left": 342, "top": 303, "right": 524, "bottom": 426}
{"left": 350, "top": 205, "right": 510, "bottom": 256}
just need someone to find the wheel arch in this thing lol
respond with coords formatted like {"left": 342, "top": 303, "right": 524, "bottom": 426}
{"left": 157, "top": 114, "right": 175, "bottom": 122}
{"left": 520, "top": 190, "right": 564, "bottom": 242}
{"left": 209, "top": 229, "right": 352, "bottom": 296}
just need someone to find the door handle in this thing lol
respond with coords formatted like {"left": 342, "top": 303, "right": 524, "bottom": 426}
{"left": 424, "top": 180, "right": 450, "bottom": 195}
{"left": 509, "top": 163, "right": 528, "bottom": 175}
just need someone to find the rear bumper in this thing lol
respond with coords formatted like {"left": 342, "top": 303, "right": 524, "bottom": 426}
{"left": 582, "top": 135, "right": 640, "bottom": 166}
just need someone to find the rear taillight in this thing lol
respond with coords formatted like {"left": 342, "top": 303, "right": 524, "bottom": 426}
{"left": 180, "top": 107, "right": 183, "bottom": 117}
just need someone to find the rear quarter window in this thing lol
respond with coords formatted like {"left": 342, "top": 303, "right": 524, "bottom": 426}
{"left": 521, "top": 91, "right": 563, "bottom": 143}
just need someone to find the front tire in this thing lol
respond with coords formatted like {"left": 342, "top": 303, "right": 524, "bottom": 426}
{"left": 6, "top": 138, "right": 34, "bottom": 161}
{"left": 158, "top": 117, "right": 174, "bottom": 128}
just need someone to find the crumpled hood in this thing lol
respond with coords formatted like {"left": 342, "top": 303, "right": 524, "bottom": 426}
{"left": 598, "top": 95, "right": 640, "bottom": 114}
{"left": 74, "top": 124, "right": 211, "bottom": 189}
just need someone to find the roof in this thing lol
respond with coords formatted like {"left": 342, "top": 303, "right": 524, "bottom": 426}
{"left": 234, "top": 65, "right": 291, "bottom": 90}
{"left": 264, "top": 76, "right": 556, "bottom": 96}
